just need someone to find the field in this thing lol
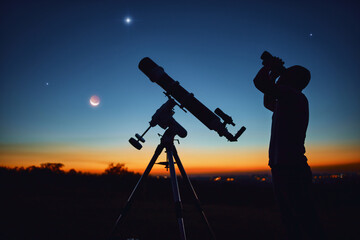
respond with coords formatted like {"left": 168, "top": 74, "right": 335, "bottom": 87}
{"left": 1, "top": 168, "right": 359, "bottom": 240}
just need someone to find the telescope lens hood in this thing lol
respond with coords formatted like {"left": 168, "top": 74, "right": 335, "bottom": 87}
{"left": 139, "top": 57, "right": 164, "bottom": 83}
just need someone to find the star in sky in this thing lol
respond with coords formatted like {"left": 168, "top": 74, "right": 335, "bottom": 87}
{"left": 125, "top": 17, "right": 131, "bottom": 24}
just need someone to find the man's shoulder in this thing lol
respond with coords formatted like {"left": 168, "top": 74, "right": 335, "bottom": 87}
{"left": 277, "top": 85, "right": 306, "bottom": 100}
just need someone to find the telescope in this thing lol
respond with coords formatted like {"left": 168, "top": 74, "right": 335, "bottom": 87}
{"left": 111, "top": 58, "right": 246, "bottom": 240}
{"left": 129, "top": 57, "right": 246, "bottom": 149}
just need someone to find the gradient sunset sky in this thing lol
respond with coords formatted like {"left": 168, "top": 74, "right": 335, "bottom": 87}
{"left": 1, "top": 0, "right": 359, "bottom": 174}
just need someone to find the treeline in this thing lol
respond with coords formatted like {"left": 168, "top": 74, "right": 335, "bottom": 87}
{"left": 0, "top": 162, "right": 139, "bottom": 177}
{"left": 0, "top": 163, "right": 142, "bottom": 196}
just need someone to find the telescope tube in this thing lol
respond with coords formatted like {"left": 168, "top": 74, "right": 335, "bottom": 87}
{"left": 138, "top": 57, "right": 241, "bottom": 141}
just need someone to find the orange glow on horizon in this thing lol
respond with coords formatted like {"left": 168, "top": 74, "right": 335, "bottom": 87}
{"left": 0, "top": 142, "right": 359, "bottom": 174}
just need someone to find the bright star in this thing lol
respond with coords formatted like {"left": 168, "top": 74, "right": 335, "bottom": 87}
{"left": 125, "top": 17, "right": 131, "bottom": 24}
{"left": 309, "top": 33, "right": 313, "bottom": 37}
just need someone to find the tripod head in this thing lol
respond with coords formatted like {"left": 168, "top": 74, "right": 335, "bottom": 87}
{"left": 129, "top": 96, "right": 187, "bottom": 150}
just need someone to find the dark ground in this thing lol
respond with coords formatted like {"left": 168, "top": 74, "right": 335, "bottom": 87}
{"left": 0, "top": 169, "right": 359, "bottom": 240}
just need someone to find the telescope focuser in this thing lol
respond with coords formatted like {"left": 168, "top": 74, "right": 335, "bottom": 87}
{"left": 213, "top": 107, "right": 245, "bottom": 142}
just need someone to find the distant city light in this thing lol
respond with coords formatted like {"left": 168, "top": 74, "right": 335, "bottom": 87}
{"left": 213, "top": 177, "right": 221, "bottom": 181}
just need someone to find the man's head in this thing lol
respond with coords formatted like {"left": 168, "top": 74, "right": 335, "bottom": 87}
{"left": 277, "top": 65, "right": 311, "bottom": 91}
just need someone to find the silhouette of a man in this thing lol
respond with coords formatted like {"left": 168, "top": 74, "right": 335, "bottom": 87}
{"left": 253, "top": 56, "right": 324, "bottom": 240}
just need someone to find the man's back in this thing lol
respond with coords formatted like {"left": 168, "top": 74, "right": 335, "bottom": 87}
{"left": 269, "top": 86, "right": 309, "bottom": 167}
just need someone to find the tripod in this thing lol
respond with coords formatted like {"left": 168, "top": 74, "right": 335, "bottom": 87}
{"left": 110, "top": 127, "right": 216, "bottom": 240}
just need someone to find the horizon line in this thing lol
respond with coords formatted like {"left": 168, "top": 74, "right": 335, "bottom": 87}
{"left": 2, "top": 161, "right": 359, "bottom": 176}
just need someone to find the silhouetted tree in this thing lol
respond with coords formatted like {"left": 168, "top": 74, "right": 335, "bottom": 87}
{"left": 104, "top": 163, "right": 129, "bottom": 175}
{"left": 26, "top": 165, "right": 39, "bottom": 172}
{"left": 68, "top": 169, "right": 77, "bottom": 175}
{"left": 40, "top": 163, "right": 64, "bottom": 173}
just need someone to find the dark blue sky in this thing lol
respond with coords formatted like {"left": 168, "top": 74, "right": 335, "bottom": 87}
{"left": 1, "top": 0, "right": 359, "bottom": 153}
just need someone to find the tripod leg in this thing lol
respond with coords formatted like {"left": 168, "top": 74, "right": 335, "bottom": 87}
{"left": 109, "top": 144, "right": 164, "bottom": 238}
{"left": 167, "top": 147, "right": 187, "bottom": 240}
{"left": 173, "top": 147, "right": 217, "bottom": 240}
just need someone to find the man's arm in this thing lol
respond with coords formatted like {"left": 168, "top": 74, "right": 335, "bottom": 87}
{"left": 253, "top": 67, "right": 277, "bottom": 95}
{"left": 253, "top": 67, "right": 278, "bottom": 111}
{"left": 264, "top": 94, "right": 276, "bottom": 112}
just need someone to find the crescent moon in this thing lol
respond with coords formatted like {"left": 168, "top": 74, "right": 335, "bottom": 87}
{"left": 89, "top": 96, "right": 100, "bottom": 107}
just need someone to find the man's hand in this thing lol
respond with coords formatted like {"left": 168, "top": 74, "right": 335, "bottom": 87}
{"left": 253, "top": 67, "right": 272, "bottom": 91}
{"left": 253, "top": 66, "right": 279, "bottom": 111}
{"left": 262, "top": 56, "right": 284, "bottom": 77}
{"left": 269, "top": 71, "right": 280, "bottom": 82}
